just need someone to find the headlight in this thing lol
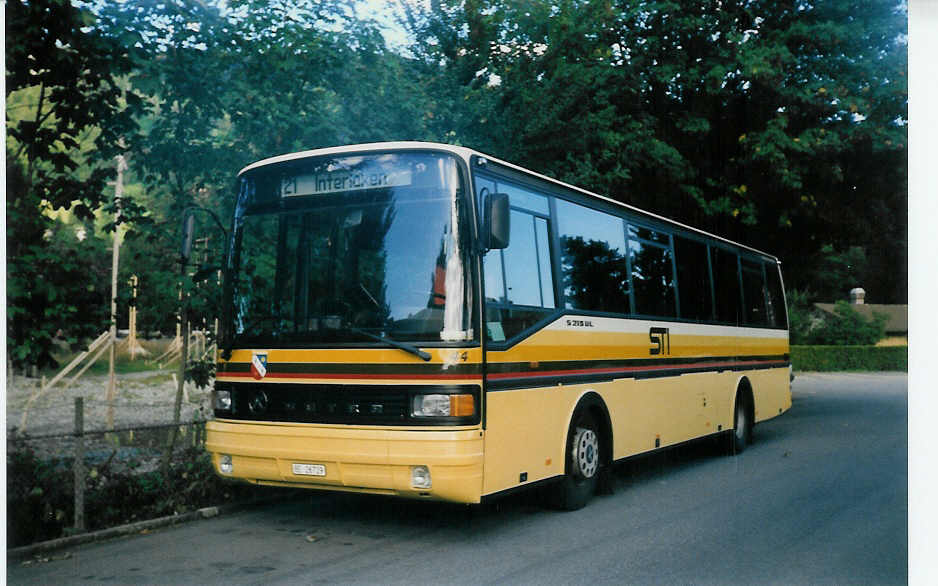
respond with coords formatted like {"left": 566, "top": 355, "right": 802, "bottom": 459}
{"left": 213, "top": 389, "right": 232, "bottom": 411}
{"left": 411, "top": 393, "right": 475, "bottom": 417}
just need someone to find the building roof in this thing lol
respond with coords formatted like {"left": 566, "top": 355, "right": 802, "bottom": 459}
{"left": 813, "top": 303, "right": 908, "bottom": 334}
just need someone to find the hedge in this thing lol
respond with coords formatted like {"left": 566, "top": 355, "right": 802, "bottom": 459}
{"left": 790, "top": 345, "right": 908, "bottom": 372}
{"left": 5, "top": 445, "right": 275, "bottom": 548}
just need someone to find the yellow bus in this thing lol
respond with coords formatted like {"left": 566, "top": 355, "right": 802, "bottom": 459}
{"left": 205, "top": 141, "right": 791, "bottom": 509}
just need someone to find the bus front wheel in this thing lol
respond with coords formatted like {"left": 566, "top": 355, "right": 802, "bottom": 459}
{"left": 548, "top": 411, "right": 601, "bottom": 511}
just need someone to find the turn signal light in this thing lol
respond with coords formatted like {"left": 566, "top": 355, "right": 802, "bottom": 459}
{"left": 450, "top": 394, "right": 475, "bottom": 417}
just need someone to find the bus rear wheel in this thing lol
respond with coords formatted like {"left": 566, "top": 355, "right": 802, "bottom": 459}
{"left": 729, "top": 392, "right": 753, "bottom": 455}
{"left": 548, "top": 411, "right": 601, "bottom": 511}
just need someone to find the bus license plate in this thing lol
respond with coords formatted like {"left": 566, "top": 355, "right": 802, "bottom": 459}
{"left": 292, "top": 463, "right": 326, "bottom": 477}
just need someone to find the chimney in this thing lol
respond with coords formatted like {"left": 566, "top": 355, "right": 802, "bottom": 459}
{"left": 849, "top": 287, "right": 865, "bottom": 304}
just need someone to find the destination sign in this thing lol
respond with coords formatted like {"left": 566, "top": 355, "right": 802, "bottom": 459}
{"left": 281, "top": 167, "right": 412, "bottom": 197}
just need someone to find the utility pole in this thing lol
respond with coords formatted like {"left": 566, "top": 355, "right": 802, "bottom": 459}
{"left": 106, "top": 155, "right": 127, "bottom": 429}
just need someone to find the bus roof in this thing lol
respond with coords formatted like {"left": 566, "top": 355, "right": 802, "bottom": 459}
{"left": 238, "top": 141, "right": 780, "bottom": 262}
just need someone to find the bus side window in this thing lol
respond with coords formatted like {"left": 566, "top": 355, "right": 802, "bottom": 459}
{"left": 556, "top": 199, "right": 630, "bottom": 314}
{"left": 502, "top": 210, "right": 551, "bottom": 307}
{"left": 711, "top": 247, "right": 741, "bottom": 325}
{"left": 627, "top": 223, "right": 677, "bottom": 318}
{"left": 764, "top": 261, "right": 787, "bottom": 328}
{"left": 673, "top": 236, "right": 713, "bottom": 321}
{"left": 740, "top": 257, "right": 768, "bottom": 326}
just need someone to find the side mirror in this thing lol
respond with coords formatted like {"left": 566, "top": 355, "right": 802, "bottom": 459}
{"left": 484, "top": 192, "right": 510, "bottom": 250}
{"left": 180, "top": 213, "right": 195, "bottom": 261}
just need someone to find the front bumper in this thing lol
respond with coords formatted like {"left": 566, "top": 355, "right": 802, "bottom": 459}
{"left": 205, "top": 420, "right": 484, "bottom": 503}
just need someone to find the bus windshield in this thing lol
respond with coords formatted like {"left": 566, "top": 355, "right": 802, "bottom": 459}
{"left": 225, "top": 151, "right": 473, "bottom": 348}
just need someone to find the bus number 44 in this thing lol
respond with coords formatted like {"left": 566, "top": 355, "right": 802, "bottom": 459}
{"left": 649, "top": 327, "right": 671, "bottom": 356}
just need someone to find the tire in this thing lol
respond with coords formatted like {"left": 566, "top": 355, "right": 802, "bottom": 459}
{"left": 547, "top": 410, "right": 601, "bottom": 511}
{"left": 729, "top": 391, "right": 753, "bottom": 455}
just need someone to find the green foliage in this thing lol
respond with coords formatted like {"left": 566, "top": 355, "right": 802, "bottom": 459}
{"left": 806, "top": 300, "right": 887, "bottom": 345}
{"left": 789, "top": 291, "right": 887, "bottom": 346}
{"left": 5, "top": 442, "right": 270, "bottom": 548}
{"left": 786, "top": 289, "right": 815, "bottom": 345}
{"left": 791, "top": 345, "right": 907, "bottom": 372}
{"left": 404, "top": 0, "right": 908, "bottom": 302}
{"left": 186, "top": 358, "right": 217, "bottom": 390}
{"left": 6, "top": 159, "right": 112, "bottom": 369}
{"left": 5, "top": 0, "right": 143, "bottom": 217}
{"left": 810, "top": 245, "right": 867, "bottom": 303}
{"left": 5, "top": 0, "right": 143, "bottom": 369}
{"left": 5, "top": 444, "right": 74, "bottom": 546}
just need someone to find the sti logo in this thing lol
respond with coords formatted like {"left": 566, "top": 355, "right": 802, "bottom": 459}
{"left": 250, "top": 353, "right": 268, "bottom": 380}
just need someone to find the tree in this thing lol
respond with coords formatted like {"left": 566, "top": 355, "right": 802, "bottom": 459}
{"left": 90, "top": 0, "right": 437, "bottom": 338}
{"left": 404, "top": 0, "right": 908, "bottom": 302}
{"left": 6, "top": 0, "right": 143, "bottom": 369}
{"left": 5, "top": 0, "right": 142, "bottom": 217}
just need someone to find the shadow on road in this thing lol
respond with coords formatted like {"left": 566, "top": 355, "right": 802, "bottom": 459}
{"left": 263, "top": 431, "right": 753, "bottom": 536}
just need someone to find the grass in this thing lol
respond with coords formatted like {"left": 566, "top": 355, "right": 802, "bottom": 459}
{"left": 84, "top": 353, "right": 177, "bottom": 376}
{"left": 875, "top": 336, "right": 908, "bottom": 347}
{"left": 133, "top": 373, "right": 177, "bottom": 386}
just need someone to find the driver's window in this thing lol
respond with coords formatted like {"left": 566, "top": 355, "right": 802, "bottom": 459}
{"left": 477, "top": 176, "right": 555, "bottom": 342}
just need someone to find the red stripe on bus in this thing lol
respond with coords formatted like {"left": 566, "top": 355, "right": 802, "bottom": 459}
{"left": 218, "top": 372, "right": 483, "bottom": 381}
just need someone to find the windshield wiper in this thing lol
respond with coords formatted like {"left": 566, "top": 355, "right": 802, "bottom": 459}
{"left": 348, "top": 326, "right": 431, "bottom": 362}
{"left": 222, "top": 315, "right": 431, "bottom": 363}
{"left": 222, "top": 314, "right": 280, "bottom": 361}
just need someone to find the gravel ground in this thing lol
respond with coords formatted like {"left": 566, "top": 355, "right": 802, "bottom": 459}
{"left": 6, "top": 370, "right": 212, "bottom": 438}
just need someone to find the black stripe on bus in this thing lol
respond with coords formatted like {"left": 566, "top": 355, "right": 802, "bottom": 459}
{"left": 485, "top": 354, "right": 789, "bottom": 375}
{"left": 480, "top": 475, "right": 563, "bottom": 503}
{"left": 485, "top": 358, "right": 790, "bottom": 391}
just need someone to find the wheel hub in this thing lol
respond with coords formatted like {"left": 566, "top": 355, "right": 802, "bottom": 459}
{"left": 572, "top": 427, "right": 599, "bottom": 479}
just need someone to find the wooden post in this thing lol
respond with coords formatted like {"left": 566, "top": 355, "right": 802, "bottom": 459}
{"left": 129, "top": 275, "right": 138, "bottom": 360}
{"left": 174, "top": 287, "right": 183, "bottom": 347}
{"left": 106, "top": 155, "right": 127, "bottom": 428}
{"left": 163, "top": 316, "right": 189, "bottom": 475}
{"left": 74, "top": 397, "right": 85, "bottom": 532}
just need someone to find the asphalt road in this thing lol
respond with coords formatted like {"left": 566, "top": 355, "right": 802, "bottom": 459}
{"left": 8, "top": 372, "right": 908, "bottom": 585}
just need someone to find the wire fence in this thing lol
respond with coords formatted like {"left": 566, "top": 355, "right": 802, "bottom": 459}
{"left": 7, "top": 398, "right": 214, "bottom": 546}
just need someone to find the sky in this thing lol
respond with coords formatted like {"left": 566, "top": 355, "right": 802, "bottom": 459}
{"left": 356, "top": 0, "right": 416, "bottom": 51}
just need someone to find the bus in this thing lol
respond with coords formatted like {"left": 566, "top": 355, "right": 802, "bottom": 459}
{"left": 205, "top": 141, "right": 791, "bottom": 510}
